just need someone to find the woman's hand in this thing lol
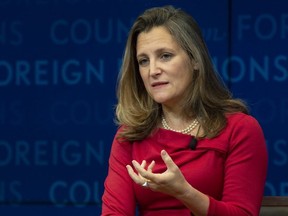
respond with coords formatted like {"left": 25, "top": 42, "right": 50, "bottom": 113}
{"left": 126, "top": 150, "right": 190, "bottom": 198}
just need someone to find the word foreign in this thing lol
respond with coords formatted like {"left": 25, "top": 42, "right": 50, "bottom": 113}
{"left": 0, "top": 59, "right": 105, "bottom": 86}
{"left": 0, "top": 140, "right": 105, "bottom": 166}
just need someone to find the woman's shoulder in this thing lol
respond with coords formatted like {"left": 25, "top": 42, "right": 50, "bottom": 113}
{"left": 224, "top": 112, "right": 264, "bottom": 139}
{"left": 114, "top": 125, "right": 130, "bottom": 144}
{"left": 226, "top": 112, "right": 260, "bottom": 126}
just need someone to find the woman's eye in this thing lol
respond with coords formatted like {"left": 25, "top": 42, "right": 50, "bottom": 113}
{"left": 161, "top": 53, "right": 172, "bottom": 61}
{"left": 138, "top": 59, "right": 148, "bottom": 66}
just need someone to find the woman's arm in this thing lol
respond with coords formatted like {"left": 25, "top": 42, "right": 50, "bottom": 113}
{"left": 101, "top": 133, "right": 136, "bottom": 216}
{"left": 207, "top": 115, "right": 268, "bottom": 215}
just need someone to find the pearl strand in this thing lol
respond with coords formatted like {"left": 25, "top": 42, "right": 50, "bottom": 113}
{"left": 161, "top": 115, "right": 199, "bottom": 134}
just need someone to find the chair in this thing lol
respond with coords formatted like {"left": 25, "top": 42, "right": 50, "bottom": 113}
{"left": 260, "top": 196, "right": 288, "bottom": 216}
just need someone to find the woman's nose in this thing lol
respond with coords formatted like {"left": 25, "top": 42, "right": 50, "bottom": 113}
{"left": 149, "top": 61, "right": 162, "bottom": 76}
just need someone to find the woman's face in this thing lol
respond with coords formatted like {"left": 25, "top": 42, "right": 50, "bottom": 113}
{"left": 136, "top": 26, "right": 194, "bottom": 107}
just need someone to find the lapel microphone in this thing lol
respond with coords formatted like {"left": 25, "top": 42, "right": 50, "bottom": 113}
{"left": 189, "top": 124, "right": 201, "bottom": 150}
{"left": 189, "top": 138, "right": 198, "bottom": 150}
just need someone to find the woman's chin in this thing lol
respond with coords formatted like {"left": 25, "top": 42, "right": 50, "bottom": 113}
{"left": 153, "top": 98, "right": 172, "bottom": 106}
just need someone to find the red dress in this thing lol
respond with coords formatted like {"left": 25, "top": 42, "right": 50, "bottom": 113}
{"left": 101, "top": 112, "right": 268, "bottom": 216}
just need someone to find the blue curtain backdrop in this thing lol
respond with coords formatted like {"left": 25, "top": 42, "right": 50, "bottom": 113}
{"left": 1, "top": 0, "right": 287, "bottom": 215}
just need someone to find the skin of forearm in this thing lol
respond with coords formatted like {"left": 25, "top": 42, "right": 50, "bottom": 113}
{"left": 175, "top": 182, "right": 209, "bottom": 216}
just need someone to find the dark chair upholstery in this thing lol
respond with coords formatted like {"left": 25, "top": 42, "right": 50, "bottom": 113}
{"left": 260, "top": 196, "right": 288, "bottom": 216}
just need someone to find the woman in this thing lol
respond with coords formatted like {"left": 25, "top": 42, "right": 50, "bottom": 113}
{"left": 101, "top": 5, "right": 268, "bottom": 216}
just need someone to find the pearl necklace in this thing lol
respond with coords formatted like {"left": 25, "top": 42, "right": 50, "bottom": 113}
{"left": 161, "top": 115, "right": 199, "bottom": 134}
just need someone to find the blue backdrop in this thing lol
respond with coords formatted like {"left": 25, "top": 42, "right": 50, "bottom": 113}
{"left": 1, "top": 0, "right": 287, "bottom": 215}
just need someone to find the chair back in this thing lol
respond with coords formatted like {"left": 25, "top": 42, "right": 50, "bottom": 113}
{"left": 260, "top": 196, "right": 288, "bottom": 216}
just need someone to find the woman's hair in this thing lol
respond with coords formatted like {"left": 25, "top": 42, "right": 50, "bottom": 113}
{"left": 115, "top": 5, "right": 248, "bottom": 141}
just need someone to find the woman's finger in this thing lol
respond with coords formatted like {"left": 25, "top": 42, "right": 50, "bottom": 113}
{"left": 132, "top": 160, "right": 153, "bottom": 180}
{"left": 161, "top": 150, "right": 177, "bottom": 170}
{"left": 147, "top": 160, "right": 155, "bottom": 172}
{"left": 138, "top": 160, "right": 147, "bottom": 178}
{"left": 126, "top": 165, "right": 143, "bottom": 184}
{"left": 140, "top": 160, "right": 146, "bottom": 168}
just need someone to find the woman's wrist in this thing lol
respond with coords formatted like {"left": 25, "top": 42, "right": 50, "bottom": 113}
{"left": 175, "top": 182, "right": 209, "bottom": 216}
{"left": 174, "top": 181, "right": 195, "bottom": 201}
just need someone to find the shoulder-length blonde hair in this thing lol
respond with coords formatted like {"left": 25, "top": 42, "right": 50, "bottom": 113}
{"left": 115, "top": 5, "right": 248, "bottom": 141}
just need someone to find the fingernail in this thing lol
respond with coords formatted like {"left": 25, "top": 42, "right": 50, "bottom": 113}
{"left": 162, "top": 150, "right": 166, "bottom": 155}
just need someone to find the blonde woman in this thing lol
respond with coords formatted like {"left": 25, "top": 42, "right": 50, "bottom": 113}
{"left": 102, "top": 5, "right": 268, "bottom": 216}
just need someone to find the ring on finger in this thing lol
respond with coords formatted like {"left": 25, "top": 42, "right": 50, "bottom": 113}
{"left": 142, "top": 181, "right": 149, "bottom": 187}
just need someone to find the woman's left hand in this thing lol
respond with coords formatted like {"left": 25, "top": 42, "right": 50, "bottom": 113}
{"left": 126, "top": 149, "right": 190, "bottom": 198}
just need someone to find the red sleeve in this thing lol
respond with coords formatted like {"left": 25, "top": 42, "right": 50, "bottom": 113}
{"left": 101, "top": 130, "right": 136, "bottom": 216}
{"left": 208, "top": 114, "right": 268, "bottom": 216}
